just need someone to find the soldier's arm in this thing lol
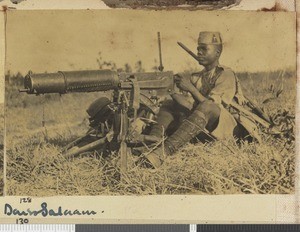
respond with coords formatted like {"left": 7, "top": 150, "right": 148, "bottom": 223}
{"left": 189, "top": 73, "right": 209, "bottom": 103}
{"left": 189, "top": 86, "right": 208, "bottom": 103}
{"left": 175, "top": 73, "right": 208, "bottom": 103}
{"left": 234, "top": 76, "right": 247, "bottom": 105}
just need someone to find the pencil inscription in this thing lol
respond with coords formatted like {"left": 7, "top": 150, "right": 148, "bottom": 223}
{"left": 4, "top": 202, "right": 97, "bottom": 217}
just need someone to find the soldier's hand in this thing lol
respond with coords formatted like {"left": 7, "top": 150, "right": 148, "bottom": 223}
{"left": 174, "top": 74, "right": 195, "bottom": 92}
{"left": 235, "top": 94, "right": 248, "bottom": 105}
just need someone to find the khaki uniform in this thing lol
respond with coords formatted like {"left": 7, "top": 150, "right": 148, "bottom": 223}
{"left": 143, "top": 31, "right": 251, "bottom": 168}
{"left": 190, "top": 65, "right": 237, "bottom": 139}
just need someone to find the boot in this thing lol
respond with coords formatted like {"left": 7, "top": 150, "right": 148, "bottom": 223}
{"left": 149, "top": 109, "right": 175, "bottom": 141}
{"left": 144, "top": 110, "right": 207, "bottom": 168}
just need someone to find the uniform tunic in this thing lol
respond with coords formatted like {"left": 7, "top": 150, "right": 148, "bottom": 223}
{"left": 190, "top": 65, "right": 237, "bottom": 139}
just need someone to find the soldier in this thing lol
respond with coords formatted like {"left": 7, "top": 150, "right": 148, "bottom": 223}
{"left": 143, "top": 31, "right": 247, "bottom": 169}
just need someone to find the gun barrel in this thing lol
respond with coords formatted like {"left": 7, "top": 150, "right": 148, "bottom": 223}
{"left": 177, "top": 42, "right": 199, "bottom": 62}
{"left": 22, "top": 70, "right": 120, "bottom": 94}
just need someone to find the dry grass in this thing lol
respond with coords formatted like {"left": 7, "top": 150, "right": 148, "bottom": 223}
{"left": 5, "top": 70, "right": 296, "bottom": 196}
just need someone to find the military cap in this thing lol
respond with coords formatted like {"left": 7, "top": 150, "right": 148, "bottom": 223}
{"left": 198, "top": 31, "right": 222, "bottom": 45}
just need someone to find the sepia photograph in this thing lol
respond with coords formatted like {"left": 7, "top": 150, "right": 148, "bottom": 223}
{"left": 101, "top": 0, "right": 238, "bottom": 9}
{"left": 0, "top": 0, "right": 282, "bottom": 11}
{"left": 0, "top": 0, "right": 241, "bottom": 10}
{"left": 4, "top": 10, "right": 296, "bottom": 196}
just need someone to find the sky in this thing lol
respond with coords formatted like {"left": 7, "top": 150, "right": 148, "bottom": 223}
{"left": 5, "top": 10, "right": 296, "bottom": 75}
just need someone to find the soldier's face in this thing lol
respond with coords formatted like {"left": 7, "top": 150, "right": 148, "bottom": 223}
{"left": 197, "top": 44, "right": 220, "bottom": 66}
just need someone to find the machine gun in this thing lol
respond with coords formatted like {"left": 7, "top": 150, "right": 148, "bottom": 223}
{"left": 19, "top": 33, "right": 176, "bottom": 173}
{"left": 20, "top": 69, "right": 176, "bottom": 172}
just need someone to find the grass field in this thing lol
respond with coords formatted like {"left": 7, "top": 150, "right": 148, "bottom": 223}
{"left": 5, "top": 69, "right": 296, "bottom": 196}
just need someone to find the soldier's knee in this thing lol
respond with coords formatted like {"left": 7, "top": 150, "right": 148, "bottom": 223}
{"left": 195, "top": 100, "right": 220, "bottom": 118}
{"left": 191, "top": 109, "right": 206, "bottom": 121}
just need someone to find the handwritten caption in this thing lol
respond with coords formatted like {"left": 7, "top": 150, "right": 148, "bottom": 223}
{"left": 4, "top": 198, "right": 98, "bottom": 224}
